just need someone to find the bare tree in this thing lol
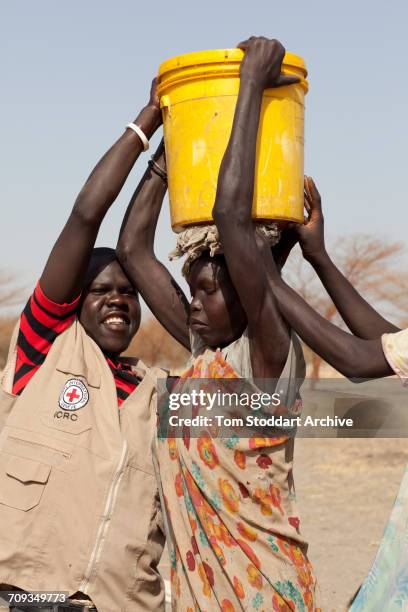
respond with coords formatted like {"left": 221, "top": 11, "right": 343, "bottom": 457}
{"left": 283, "top": 234, "right": 408, "bottom": 379}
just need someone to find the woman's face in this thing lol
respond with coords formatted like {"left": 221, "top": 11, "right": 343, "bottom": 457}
{"left": 79, "top": 259, "right": 141, "bottom": 356}
{"left": 187, "top": 255, "right": 247, "bottom": 348}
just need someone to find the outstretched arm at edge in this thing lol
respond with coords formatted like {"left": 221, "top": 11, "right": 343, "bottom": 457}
{"left": 265, "top": 248, "right": 393, "bottom": 379}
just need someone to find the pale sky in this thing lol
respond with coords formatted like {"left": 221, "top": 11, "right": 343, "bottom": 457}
{"left": 2, "top": 0, "right": 408, "bottom": 309}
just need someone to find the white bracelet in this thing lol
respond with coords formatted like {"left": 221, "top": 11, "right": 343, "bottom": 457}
{"left": 125, "top": 123, "right": 149, "bottom": 151}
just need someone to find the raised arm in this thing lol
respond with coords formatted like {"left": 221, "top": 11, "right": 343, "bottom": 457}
{"left": 265, "top": 249, "right": 393, "bottom": 379}
{"left": 40, "top": 80, "right": 161, "bottom": 303}
{"left": 116, "top": 141, "right": 190, "bottom": 350}
{"left": 294, "top": 177, "right": 399, "bottom": 338}
{"left": 212, "top": 37, "right": 299, "bottom": 378}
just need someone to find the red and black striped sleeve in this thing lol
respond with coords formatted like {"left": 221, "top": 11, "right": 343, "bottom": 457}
{"left": 12, "top": 282, "right": 80, "bottom": 396}
{"left": 105, "top": 357, "right": 140, "bottom": 407}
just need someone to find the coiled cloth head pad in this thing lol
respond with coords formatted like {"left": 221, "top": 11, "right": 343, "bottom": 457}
{"left": 169, "top": 223, "right": 281, "bottom": 278}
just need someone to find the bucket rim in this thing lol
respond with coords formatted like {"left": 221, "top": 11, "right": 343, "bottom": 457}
{"left": 158, "top": 48, "right": 307, "bottom": 79}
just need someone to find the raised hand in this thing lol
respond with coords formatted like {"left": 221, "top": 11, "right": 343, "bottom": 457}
{"left": 284, "top": 176, "right": 398, "bottom": 340}
{"left": 148, "top": 77, "right": 161, "bottom": 114}
{"left": 237, "top": 36, "right": 300, "bottom": 89}
{"left": 139, "top": 76, "right": 162, "bottom": 134}
{"left": 271, "top": 176, "right": 326, "bottom": 270}
{"left": 294, "top": 176, "right": 326, "bottom": 262}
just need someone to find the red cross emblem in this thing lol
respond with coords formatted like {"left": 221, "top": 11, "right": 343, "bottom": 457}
{"left": 59, "top": 378, "right": 89, "bottom": 411}
{"left": 65, "top": 387, "right": 81, "bottom": 403}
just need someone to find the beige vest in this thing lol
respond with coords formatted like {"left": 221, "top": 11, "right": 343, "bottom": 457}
{"left": 0, "top": 321, "right": 165, "bottom": 612}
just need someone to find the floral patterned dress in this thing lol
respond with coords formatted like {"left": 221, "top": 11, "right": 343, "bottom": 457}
{"left": 351, "top": 328, "right": 408, "bottom": 611}
{"left": 155, "top": 329, "right": 321, "bottom": 611}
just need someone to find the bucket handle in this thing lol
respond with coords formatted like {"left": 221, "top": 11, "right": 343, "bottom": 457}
{"left": 160, "top": 95, "right": 171, "bottom": 118}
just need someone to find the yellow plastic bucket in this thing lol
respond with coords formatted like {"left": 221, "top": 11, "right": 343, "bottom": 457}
{"left": 158, "top": 48, "right": 308, "bottom": 232}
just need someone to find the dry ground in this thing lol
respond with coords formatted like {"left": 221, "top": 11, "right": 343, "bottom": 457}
{"left": 294, "top": 438, "right": 408, "bottom": 611}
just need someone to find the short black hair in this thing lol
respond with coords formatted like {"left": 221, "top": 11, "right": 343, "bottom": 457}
{"left": 188, "top": 252, "right": 228, "bottom": 283}
{"left": 84, "top": 247, "right": 116, "bottom": 287}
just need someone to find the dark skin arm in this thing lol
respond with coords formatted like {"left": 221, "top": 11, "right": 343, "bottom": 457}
{"left": 265, "top": 248, "right": 393, "bottom": 379}
{"left": 116, "top": 141, "right": 190, "bottom": 349}
{"left": 292, "top": 177, "right": 399, "bottom": 338}
{"left": 212, "top": 36, "right": 299, "bottom": 379}
{"left": 39, "top": 80, "right": 161, "bottom": 304}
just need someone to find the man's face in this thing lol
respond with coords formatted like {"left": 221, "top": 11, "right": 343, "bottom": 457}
{"left": 187, "top": 255, "right": 247, "bottom": 349}
{"left": 79, "top": 259, "right": 141, "bottom": 355}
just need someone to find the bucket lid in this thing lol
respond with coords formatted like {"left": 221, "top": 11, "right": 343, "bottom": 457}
{"left": 158, "top": 48, "right": 307, "bottom": 80}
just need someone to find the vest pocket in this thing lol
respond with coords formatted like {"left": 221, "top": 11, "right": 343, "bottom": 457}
{"left": 0, "top": 454, "right": 51, "bottom": 511}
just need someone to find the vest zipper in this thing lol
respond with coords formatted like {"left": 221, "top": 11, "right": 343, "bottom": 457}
{"left": 79, "top": 440, "right": 128, "bottom": 593}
